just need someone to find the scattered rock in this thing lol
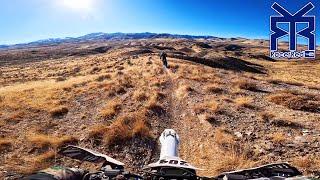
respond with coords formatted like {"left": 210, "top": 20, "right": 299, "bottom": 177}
{"left": 294, "top": 136, "right": 307, "bottom": 144}
{"left": 234, "top": 132, "right": 243, "bottom": 138}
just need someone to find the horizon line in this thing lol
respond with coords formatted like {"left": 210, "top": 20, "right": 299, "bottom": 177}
{"left": 0, "top": 32, "right": 269, "bottom": 46}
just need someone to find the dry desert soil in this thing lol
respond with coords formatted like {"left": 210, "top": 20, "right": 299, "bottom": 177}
{"left": 0, "top": 38, "right": 320, "bottom": 179}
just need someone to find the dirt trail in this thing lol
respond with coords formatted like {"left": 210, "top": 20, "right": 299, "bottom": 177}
{"left": 165, "top": 68, "right": 178, "bottom": 126}
{"left": 161, "top": 59, "right": 214, "bottom": 175}
{"left": 162, "top": 59, "right": 225, "bottom": 177}
{"left": 163, "top": 63, "right": 186, "bottom": 128}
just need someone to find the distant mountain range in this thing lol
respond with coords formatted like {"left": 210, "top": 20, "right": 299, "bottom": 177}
{"left": 0, "top": 32, "right": 220, "bottom": 49}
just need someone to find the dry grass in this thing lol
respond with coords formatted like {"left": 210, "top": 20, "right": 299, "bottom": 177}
{"left": 234, "top": 79, "right": 259, "bottom": 91}
{"left": 103, "top": 116, "right": 133, "bottom": 145}
{"left": 118, "top": 75, "right": 134, "bottom": 88}
{"left": 175, "top": 84, "right": 194, "bottom": 99}
{"left": 308, "top": 85, "right": 320, "bottom": 90}
{"left": 26, "top": 133, "right": 77, "bottom": 149}
{"left": 210, "top": 144, "right": 256, "bottom": 174}
{"left": 49, "top": 106, "right": 68, "bottom": 118}
{"left": 96, "top": 74, "right": 111, "bottom": 82}
{"left": 87, "top": 111, "right": 151, "bottom": 146}
{"left": 32, "top": 151, "right": 56, "bottom": 164}
{"left": 268, "top": 91, "right": 320, "bottom": 113}
{"left": 265, "top": 60, "right": 320, "bottom": 86}
{"left": 0, "top": 75, "right": 98, "bottom": 113}
{"left": 207, "top": 101, "right": 220, "bottom": 112}
{"left": 270, "top": 132, "right": 286, "bottom": 143}
{"left": 0, "top": 120, "right": 5, "bottom": 127}
{"left": 104, "top": 112, "right": 151, "bottom": 145}
{"left": 133, "top": 89, "right": 149, "bottom": 102}
{"left": 145, "top": 92, "right": 165, "bottom": 116}
{"left": 214, "top": 128, "right": 236, "bottom": 147}
{"left": 187, "top": 68, "right": 204, "bottom": 81}
{"left": 292, "top": 156, "right": 320, "bottom": 174}
{"left": 260, "top": 112, "right": 275, "bottom": 122}
{"left": 55, "top": 76, "right": 66, "bottom": 82}
{"left": 4, "top": 111, "right": 25, "bottom": 123}
{"left": 205, "top": 84, "right": 224, "bottom": 94}
{"left": 88, "top": 124, "right": 108, "bottom": 139}
{"left": 20, "top": 151, "right": 57, "bottom": 174}
{"left": 221, "top": 95, "right": 234, "bottom": 103}
{"left": 194, "top": 100, "right": 221, "bottom": 114}
{"left": 132, "top": 114, "right": 151, "bottom": 137}
{"left": 99, "top": 99, "right": 122, "bottom": 119}
{"left": 270, "top": 118, "right": 302, "bottom": 128}
{"left": 0, "top": 138, "right": 13, "bottom": 151}
{"left": 267, "top": 79, "right": 304, "bottom": 86}
{"left": 260, "top": 111, "right": 302, "bottom": 128}
{"left": 105, "top": 75, "right": 134, "bottom": 96}
{"left": 1, "top": 39, "right": 320, "bottom": 177}
{"left": 212, "top": 148, "right": 256, "bottom": 175}
{"left": 235, "top": 97, "right": 254, "bottom": 109}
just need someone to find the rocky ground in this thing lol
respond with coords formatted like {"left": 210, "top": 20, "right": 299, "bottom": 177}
{"left": 0, "top": 38, "right": 319, "bottom": 179}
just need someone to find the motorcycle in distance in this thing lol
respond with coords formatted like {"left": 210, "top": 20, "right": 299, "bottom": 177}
{"left": 45, "top": 129, "right": 303, "bottom": 180}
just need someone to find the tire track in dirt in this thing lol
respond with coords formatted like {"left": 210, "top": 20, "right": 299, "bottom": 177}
{"left": 147, "top": 56, "right": 181, "bottom": 131}
{"left": 164, "top": 61, "right": 192, "bottom": 129}
{"left": 165, "top": 68, "right": 178, "bottom": 127}
{"left": 163, "top": 64, "right": 187, "bottom": 129}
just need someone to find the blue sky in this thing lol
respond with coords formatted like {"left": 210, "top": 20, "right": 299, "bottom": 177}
{"left": 0, "top": 0, "right": 319, "bottom": 45}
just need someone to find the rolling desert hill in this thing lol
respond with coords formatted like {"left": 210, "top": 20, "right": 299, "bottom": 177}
{"left": 0, "top": 36, "right": 320, "bottom": 179}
